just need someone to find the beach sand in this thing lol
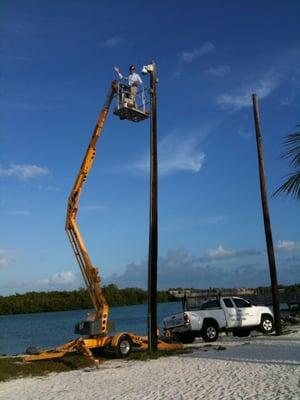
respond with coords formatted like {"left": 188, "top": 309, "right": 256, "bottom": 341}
{"left": 1, "top": 327, "right": 299, "bottom": 400}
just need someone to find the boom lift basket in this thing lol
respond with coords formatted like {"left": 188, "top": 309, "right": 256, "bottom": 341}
{"left": 113, "top": 82, "right": 150, "bottom": 122}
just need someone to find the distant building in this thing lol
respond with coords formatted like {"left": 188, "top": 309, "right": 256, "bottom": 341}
{"left": 168, "top": 287, "right": 255, "bottom": 299}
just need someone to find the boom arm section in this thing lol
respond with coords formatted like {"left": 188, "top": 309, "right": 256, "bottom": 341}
{"left": 65, "top": 81, "right": 117, "bottom": 335}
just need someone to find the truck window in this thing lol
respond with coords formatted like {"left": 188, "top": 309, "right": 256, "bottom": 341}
{"left": 233, "top": 298, "right": 251, "bottom": 308}
{"left": 200, "top": 300, "right": 221, "bottom": 310}
{"left": 185, "top": 297, "right": 202, "bottom": 311}
{"left": 223, "top": 298, "right": 234, "bottom": 308}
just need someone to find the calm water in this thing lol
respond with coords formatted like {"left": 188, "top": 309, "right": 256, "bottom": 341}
{"left": 0, "top": 302, "right": 182, "bottom": 355}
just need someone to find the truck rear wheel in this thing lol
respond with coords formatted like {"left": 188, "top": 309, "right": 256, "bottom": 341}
{"left": 177, "top": 332, "right": 196, "bottom": 344}
{"left": 202, "top": 322, "right": 219, "bottom": 342}
{"left": 114, "top": 334, "right": 133, "bottom": 358}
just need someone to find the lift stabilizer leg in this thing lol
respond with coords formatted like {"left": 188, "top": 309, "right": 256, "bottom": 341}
{"left": 23, "top": 335, "right": 183, "bottom": 363}
{"left": 23, "top": 338, "right": 99, "bottom": 364}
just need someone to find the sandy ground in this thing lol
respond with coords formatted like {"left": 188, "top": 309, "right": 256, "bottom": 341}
{"left": 1, "top": 327, "right": 299, "bottom": 400}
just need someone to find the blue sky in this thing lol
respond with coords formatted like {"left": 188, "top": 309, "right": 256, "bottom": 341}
{"left": 0, "top": 0, "right": 299, "bottom": 295}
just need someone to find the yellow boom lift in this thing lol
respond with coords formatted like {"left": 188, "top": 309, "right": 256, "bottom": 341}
{"left": 24, "top": 80, "right": 182, "bottom": 364}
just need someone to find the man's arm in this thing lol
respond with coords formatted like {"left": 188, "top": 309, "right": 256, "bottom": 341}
{"left": 114, "top": 66, "right": 123, "bottom": 80}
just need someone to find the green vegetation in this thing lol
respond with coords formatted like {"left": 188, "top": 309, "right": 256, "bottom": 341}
{"left": 1, "top": 283, "right": 298, "bottom": 316}
{"left": 0, "top": 348, "right": 193, "bottom": 382}
{"left": 256, "top": 283, "right": 300, "bottom": 295}
{"left": 0, "top": 284, "right": 175, "bottom": 315}
{"left": 0, "top": 353, "right": 94, "bottom": 382}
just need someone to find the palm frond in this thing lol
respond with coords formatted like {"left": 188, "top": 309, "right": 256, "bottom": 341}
{"left": 274, "top": 125, "right": 300, "bottom": 200}
{"left": 281, "top": 132, "right": 300, "bottom": 168}
{"left": 273, "top": 172, "right": 300, "bottom": 200}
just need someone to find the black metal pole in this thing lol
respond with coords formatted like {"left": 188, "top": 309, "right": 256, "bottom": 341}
{"left": 252, "top": 94, "right": 282, "bottom": 335}
{"left": 148, "top": 62, "right": 158, "bottom": 351}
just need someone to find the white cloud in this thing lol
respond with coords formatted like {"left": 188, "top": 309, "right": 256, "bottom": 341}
{"left": 37, "top": 271, "right": 80, "bottom": 288}
{"left": 216, "top": 73, "right": 280, "bottom": 111}
{"left": 207, "top": 245, "right": 235, "bottom": 259}
{"left": 0, "top": 249, "right": 14, "bottom": 267}
{"left": 159, "top": 135, "right": 206, "bottom": 175}
{"left": 0, "top": 271, "right": 82, "bottom": 294}
{"left": 180, "top": 42, "right": 215, "bottom": 63}
{"left": 100, "top": 35, "right": 122, "bottom": 48}
{"left": 204, "top": 245, "right": 260, "bottom": 261}
{"left": 216, "top": 48, "right": 300, "bottom": 112}
{"left": 132, "top": 133, "right": 206, "bottom": 176}
{"left": 203, "top": 65, "right": 231, "bottom": 77}
{"left": 0, "top": 163, "right": 50, "bottom": 179}
{"left": 105, "top": 246, "right": 296, "bottom": 290}
{"left": 275, "top": 240, "right": 300, "bottom": 252}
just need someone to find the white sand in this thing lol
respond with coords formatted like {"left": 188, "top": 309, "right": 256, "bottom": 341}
{"left": 1, "top": 327, "right": 299, "bottom": 400}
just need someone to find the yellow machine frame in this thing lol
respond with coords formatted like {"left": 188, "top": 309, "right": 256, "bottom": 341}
{"left": 24, "top": 81, "right": 181, "bottom": 364}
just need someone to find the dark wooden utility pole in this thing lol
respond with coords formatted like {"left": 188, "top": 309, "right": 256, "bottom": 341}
{"left": 148, "top": 62, "right": 158, "bottom": 351}
{"left": 252, "top": 94, "right": 282, "bottom": 335}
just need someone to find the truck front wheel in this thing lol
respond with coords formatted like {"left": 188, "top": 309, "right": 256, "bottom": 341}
{"left": 260, "top": 315, "right": 274, "bottom": 334}
{"left": 202, "top": 322, "right": 219, "bottom": 342}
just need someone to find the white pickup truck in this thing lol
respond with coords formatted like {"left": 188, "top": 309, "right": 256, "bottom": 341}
{"left": 163, "top": 297, "right": 274, "bottom": 343}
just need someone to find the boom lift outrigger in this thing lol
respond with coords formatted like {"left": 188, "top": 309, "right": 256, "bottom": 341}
{"left": 24, "top": 80, "right": 181, "bottom": 364}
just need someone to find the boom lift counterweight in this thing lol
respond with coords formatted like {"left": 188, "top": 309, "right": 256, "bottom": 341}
{"left": 24, "top": 80, "right": 181, "bottom": 364}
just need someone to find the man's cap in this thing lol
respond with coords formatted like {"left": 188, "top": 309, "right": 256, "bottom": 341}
{"left": 129, "top": 65, "right": 136, "bottom": 71}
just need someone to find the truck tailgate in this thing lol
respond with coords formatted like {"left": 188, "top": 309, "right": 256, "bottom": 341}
{"left": 163, "top": 313, "right": 185, "bottom": 329}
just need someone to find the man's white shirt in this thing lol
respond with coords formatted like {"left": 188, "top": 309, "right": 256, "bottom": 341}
{"left": 117, "top": 71, "right": 142, "bottom": 86}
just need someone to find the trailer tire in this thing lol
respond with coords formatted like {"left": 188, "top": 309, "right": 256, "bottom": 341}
{"left": 202, "top": 321, "right": 219, "bottom": 342}
{"left": 114, "top": 334, "right": 133, "bottom": 358}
